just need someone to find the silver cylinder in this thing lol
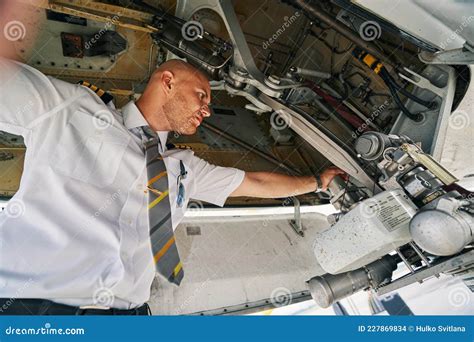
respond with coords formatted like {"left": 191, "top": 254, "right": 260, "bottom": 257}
{"left": 308, "top": 255, "right": 397, "bottom": 308}
{"left": 410, "top": 209, "right": 474, "bottom": 256}
{"left": 292, "top": 67, "right": 331, "bottom": 79}
{"left": 355, "top": 132, "right": 391, "bottom": 161}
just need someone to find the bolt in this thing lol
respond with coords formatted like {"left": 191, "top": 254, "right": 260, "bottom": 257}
{"left": 236, "top": 68, "right": 248, "bottom": 76}
{"left": 268, "top": 75, "right": 281, "bottom": 84}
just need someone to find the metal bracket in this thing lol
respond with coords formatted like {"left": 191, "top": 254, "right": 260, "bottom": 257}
{"left": 190, "top": 290, "right": 312, "bottom": 315}
{"left": 401, "top": 143, "right": 458, "bottom": 185}
{"left": 389, "top": 65, "right": 456, "bottom": 161}
{"left": 419, "top": 45, "right": 474, "bottom": 65}
{"left": 377, "top": 250, "right": 474, "bottom": 295}
{"left": 288, "top": 197, "right": 304, "bottom": 237}
{"left": 398, "top": 67, "right": 445, "bottom": 98}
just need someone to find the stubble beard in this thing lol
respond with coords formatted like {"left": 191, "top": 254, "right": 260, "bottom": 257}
{"left": 162, "top": 93, "right": 197, "bottom": 135}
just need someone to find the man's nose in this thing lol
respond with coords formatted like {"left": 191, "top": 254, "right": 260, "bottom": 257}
{"left": 201, "top": 105, "right": 211, "bottom": 117}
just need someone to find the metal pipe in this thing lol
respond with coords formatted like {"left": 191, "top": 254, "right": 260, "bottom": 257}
{"left": 293, "top": 0, "right": 393, "bottom": 68}
{"left": 409, "top": 242, "right": 431, "bottom": 268}
{"left": 200, "top": 122, "right": 302, "bottom": 176}
{"left": 292, "top": 67, "right": 331, "bottom": 79}
{"left": 396, "top": 248, "right": 415, "bottom": 274}
{"left": 308, "top": 255, "right": 397, "bottom": 308}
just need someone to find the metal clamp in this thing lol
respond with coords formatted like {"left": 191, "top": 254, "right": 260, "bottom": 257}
{"left": 288, "top": 196, "right": 304, "bottom": 237}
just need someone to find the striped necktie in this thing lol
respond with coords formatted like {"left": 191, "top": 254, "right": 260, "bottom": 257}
{"left": 142, "top": 127, "right": 184, "bottom": 285}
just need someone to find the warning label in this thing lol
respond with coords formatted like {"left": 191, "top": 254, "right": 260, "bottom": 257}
{"left": 375, "top": 192, "right": 416, "bottom": 232}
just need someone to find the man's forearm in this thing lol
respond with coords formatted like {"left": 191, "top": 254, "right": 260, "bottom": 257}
{"left": 231, "top": 171, "right": 317, "bottom": 198}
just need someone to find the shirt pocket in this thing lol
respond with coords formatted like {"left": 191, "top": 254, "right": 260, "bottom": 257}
{"left": 51, "top": 110, "right": 130, "bottom": 188}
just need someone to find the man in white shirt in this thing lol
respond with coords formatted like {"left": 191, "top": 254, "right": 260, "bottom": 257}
{"left": 0, "top": 58, "right": 344, "bottom": 315}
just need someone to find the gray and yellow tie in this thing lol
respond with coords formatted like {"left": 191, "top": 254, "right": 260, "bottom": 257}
{"left": 143, "top": 131, "right": 184, "bottom": 285}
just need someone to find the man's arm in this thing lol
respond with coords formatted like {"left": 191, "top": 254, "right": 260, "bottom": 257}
{"left": 230, "top": 166, "right": 346, "bottom": 198}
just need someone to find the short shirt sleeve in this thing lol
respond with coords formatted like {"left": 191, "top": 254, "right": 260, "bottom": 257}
{"left": 189, "top": 155, "right": 245, "bottom": 207}
{"left": 0, "top": 58, "right": 82, "bottom": 135}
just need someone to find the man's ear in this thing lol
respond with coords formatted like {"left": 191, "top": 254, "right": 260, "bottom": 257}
{"left": 161, "top": 70, "right": 174, "bottom": 95}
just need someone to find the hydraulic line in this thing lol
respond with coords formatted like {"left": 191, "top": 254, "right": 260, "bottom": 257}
{"left": 352, "top": 47, "right": 435, "bottom": 121}
{"left": 384, "top": 74, "right": 421, "bottom": 121}
{"left": 305, "top": 81, "right": 372, "bottom": 131}
{"left": 379, "top": 68, "right": 434, "bottom": 109}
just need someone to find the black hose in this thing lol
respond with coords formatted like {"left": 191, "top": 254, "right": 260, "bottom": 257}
{"left": 383, "top": 73, "right": 422, "bottom": 121}
{"left": 380, "top": 68, "right": 435, "bottom": 109}
{"left": 352, "top": 48, "right": 429, "bottom": 121}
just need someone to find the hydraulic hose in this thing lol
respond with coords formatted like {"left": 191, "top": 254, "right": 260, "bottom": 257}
{"left": 379, "top": 68, "right": 435, "bottom": 109}
{"left": 352, "top": 47, "right": 433, "bottom": 121}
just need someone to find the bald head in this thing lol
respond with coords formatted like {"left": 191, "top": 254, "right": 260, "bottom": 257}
{"left": 136, "top": 59, "right": 211, "bottom": 135}
{"left": 153, "top": 59, "right": 209, "bottom": 83}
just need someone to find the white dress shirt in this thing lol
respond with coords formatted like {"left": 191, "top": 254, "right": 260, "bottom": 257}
{"left": 0, "top": 59, "right": 245, "bottom": 309}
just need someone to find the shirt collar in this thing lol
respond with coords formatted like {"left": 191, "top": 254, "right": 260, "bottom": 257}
{"left": 122, "top": 101, "right": 169, "bottom": 150}
{"left": 122, "top": 101, "right": 149, "bottom": 130}
{"left": 157, "top": 131, "right": 169, "bottom": 152}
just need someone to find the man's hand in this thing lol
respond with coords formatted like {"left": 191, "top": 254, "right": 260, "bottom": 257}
{"left": 318, "top": 166, "right": 348, "bottom": 191}
{"left": 230, "top": 166, "right": 347, "bottom": 198}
